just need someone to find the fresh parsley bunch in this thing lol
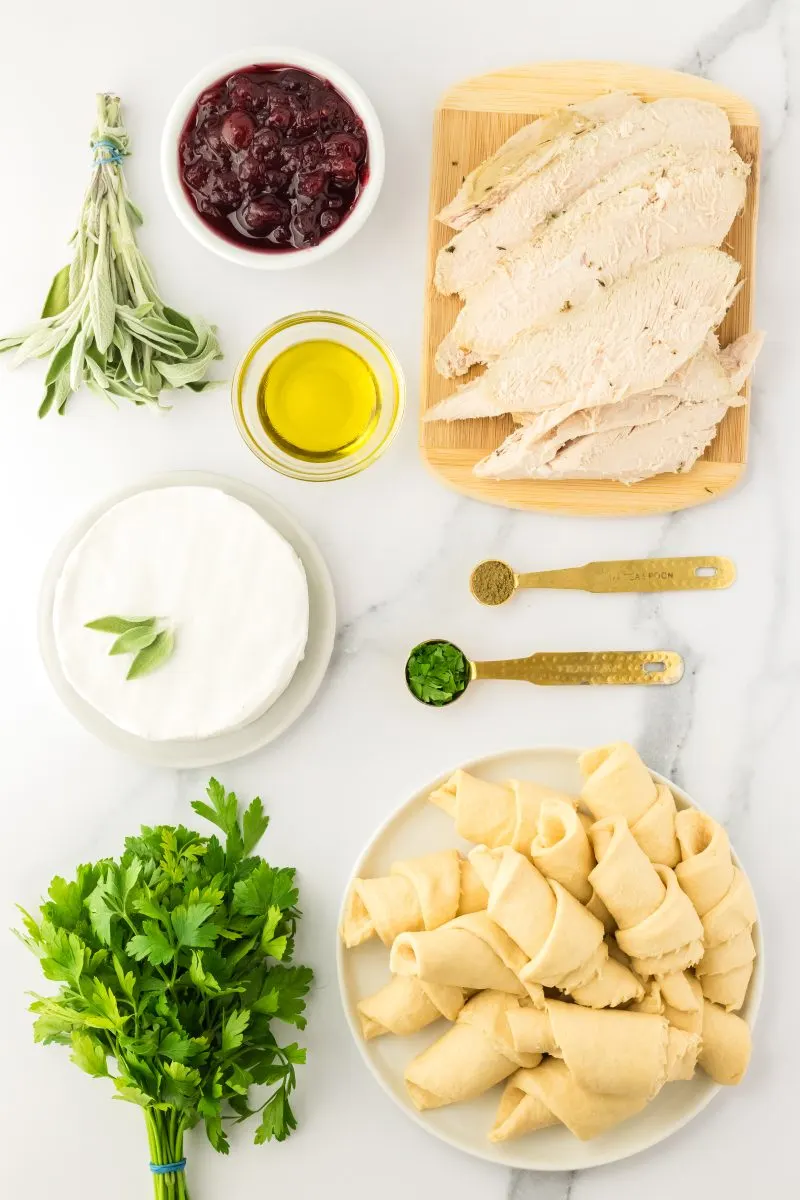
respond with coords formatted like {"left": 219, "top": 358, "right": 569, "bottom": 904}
{"left": 16, "top": 780, "right": 313, "bottom": 1200}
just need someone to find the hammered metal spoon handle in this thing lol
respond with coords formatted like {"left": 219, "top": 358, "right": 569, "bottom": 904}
{"left": 471, "top": 557, "right": 735, "bottom": 605}
{"left": 471, "top": 650, "right": 684, "bottom": 686}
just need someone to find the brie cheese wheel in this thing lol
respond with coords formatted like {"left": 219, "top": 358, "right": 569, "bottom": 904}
{"left": 53, "top": 486, "right": 309, "bottom": 741}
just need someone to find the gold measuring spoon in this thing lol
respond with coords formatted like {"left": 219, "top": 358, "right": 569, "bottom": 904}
{"left": 470, "top": 556, "right": 736, "bottom": 606}
{"left": 405, "top": 639, "right": 684, "bottom": 707}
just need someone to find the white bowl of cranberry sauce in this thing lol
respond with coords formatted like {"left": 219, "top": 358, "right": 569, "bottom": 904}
{"left": 161, "top": 49, "right": 384, "bottom": 268}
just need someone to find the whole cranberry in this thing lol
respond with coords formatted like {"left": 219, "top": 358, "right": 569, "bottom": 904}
{"left": 296, "top": 170, "right": 328, "bottom": 199}
{"left": 243, "top": 197, "right": 286, "bottom": 232}
{"left": 207, "top": 170, "right": 244, "bottom": 212}
{"left": 325, "top": 132, "right": 364, "bottom": 161}
{"left": 227, "top": 74, "right": 262, "bottom": 110}
{"left": 319, "top": 210, "right": 340, "bottom": 231}
{"left": 221, "top": 110, "right": 255, "bottom": 150}
{"left": 329, "top": 155, "right": 358, "bottom": 187}
{"left": 183, "top": 161, "right": 210, "bottom": 192}
{"left": 250, "top": 128, "right": 281, "bottom": 161}
{"left": 267, "top": 103, "right": 293, "bottom": 131}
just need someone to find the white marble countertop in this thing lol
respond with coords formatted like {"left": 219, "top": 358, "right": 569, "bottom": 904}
{"left": 0, "top": 1, "right": 797, "bottom": 1196}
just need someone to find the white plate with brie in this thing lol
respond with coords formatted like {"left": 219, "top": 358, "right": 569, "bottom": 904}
{"left": 39, "top": 472, "right": 335, "bottom": 767}
{"left": 337, "top": 746, "right": 762, "bottom": 1171}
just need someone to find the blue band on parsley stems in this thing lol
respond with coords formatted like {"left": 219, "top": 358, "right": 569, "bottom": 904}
{"left": 150, "top": 1160, "right": 187, "bottom": 1175}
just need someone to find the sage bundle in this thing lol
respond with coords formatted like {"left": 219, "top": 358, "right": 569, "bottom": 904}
{"left": 0, "top": 94, "right": 222, "bottom": 416}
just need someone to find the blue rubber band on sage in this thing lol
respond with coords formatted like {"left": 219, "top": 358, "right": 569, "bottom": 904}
{"left": 150, "top": 1159, "right": 187, "bottom": 1175}
{"left": 92, "top": 138, "right": 125, "bottom": 166}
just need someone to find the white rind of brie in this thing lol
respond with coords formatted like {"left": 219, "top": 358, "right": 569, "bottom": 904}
{"left": 53, "top": 486, "right": 310, "bottom": 741}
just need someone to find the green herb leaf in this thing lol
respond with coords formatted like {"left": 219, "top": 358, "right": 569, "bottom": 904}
{"left": 170, "top": 902, "right": 216, "bottom": 949}
{"left": 109, "top": 624, "right": 159, "bottom": 656}
{"left": 41, "top": 265, "right": 71, "bottom": 318}
{"left": 70, "top": 1031, "right": 108, "bottom": 1077}
{"left": 242, "top": 796, "right": 269, "bottom": 856}
{"left": 221, "top": 1009, "right": 250, "bottom": 1054}
{"left": 127, "top": 629, "right": 175, "bottom": 680}
{"left": 85, "top": 615, "right": 156, "bottom": 634}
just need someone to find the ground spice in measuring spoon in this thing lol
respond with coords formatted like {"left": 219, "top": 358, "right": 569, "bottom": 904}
{"left": 470, "top": 560, "right": 516, "bottom": 606}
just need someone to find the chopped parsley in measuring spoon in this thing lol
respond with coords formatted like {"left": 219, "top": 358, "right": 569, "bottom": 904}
{"left": 406, "top": 640, "right": 470, "bottom": 706}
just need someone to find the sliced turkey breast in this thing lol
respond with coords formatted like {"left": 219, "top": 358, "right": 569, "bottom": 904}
{"left": 425, "top": 248, "right": 742, "bottom": 424}
{"left": 435, "top": 147, "right": 749, "bottom": 377}
{"left": 434, "top": 98, "right": 732, "bottom": 297}
{"left": 475, "top": 332, "right": 763, "bottom": 480}
{"left": 437, "top": 93, "right": 640, "bottom": 230}
{"left": 487, "top": 396, "right": 735, "bottom": 483}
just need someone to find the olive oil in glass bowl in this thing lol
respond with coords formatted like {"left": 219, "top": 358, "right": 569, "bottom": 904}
{"left": 233, "top": 312, "right": 405, "bottom": 481}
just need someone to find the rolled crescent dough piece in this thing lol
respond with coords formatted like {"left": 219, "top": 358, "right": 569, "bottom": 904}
{"left": 357, "top": 976, "right": 465, "bottom": 1040}
{"left": 491, "top": 1027, "right": 699, "bottom": 1142}
{"left": 675, "top": 810, "right": 757, "bottom": 1011}
{"left": 580, "top": 743, "right": 680, "bottom": 866}
{"left": 698, "top": 999, "right": 752, "bottom": 1085}
{"left": 340, "top": 849, "right": 487, "bottom": 948}
{"left": 469, "top": 845, "right": 606, "bottom": 991}
{"left": 404, "top": 990, "right": 541, "bottom": 1110}
{"left": 530, "top": 797, "right": 595, "bottom": 903}
{"left": 390, "top": 911, "right": 528, "bottom": 995}
{"left": 570, "top": 945, "right": 645, "bottom": 1009}
{"left": 632, "top": 970, "right": 704, "bottom": 1037}
{"left": 589, "top": 817, "right": 703, "bottom": 975}
{"left": 507, "top": 1000, "right": 673, "bottom": 1098}
{"left": 430, "top": 770, "right": 578, "bottom": 853}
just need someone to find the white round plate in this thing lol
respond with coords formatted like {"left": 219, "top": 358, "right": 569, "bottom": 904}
{"left": 39, "top": 472, "right": 336, "bottom": 768}
{"left": 337, "top": 746, "right": 763, "bottom": 1171}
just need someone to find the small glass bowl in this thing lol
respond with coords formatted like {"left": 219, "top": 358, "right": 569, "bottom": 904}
{"left": 232, "top": 311, "right": 405, "bottom": 481}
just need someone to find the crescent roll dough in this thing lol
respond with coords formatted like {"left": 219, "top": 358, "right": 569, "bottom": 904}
{"left": 357, "top": 976, "right": 465, "bottom": 1040}
{"left": 340, "top": 849, "right": 487, "bottom": 948}
{"left": 580, "top": 743, "right": 680, "bottom": 866}
{"left": 698, "top": 999, "right": 752, "bottom": 1085}
{"left": 488, "top": 1028, "right": 698, "bottom": 1145}
{"left": 589, "top": 817, "right": 703, "bottom": 976}
{"left": 530, "top": 797, "right": 595, "bottom": 903}
{"left": 570, "top": 944, "right": 645, "bottom": 1009}
{"left": 675, "top": 810, "right": 757, "bottom": 1011}
{"left": 469, "top": 846, "right": 607, "bottom": 992}
{"left": 404, "top": 990, "right": 542, "bottom": 1110}
{"left": 632, "top": 970, "right": 704, "bottom": 1038}
{"left": 390, "top": 911, "right": 528, "bottom": 995}
{"left": 507, "top": 1000, "right": 676, "bottom": 1098}
{"left": 430, "top": 770, "right": 577, "bottom": 852}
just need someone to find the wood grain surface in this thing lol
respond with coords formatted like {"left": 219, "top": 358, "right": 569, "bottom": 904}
{"left": 420, "top": 62, "right": 761, "bottom": 516}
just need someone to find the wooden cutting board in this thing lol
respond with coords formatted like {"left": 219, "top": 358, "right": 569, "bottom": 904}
{"left": 420, "top": 62, "right": 760, "bottom": 516}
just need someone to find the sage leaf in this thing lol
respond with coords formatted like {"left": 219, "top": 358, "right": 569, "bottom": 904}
{"left": 127, "top": 629, "right": 174, "bottom": 680}
{"left": 109, "top": 625, "right": 160, "bottom": 656}
{"left": 41, "top": 265, "right": 71, "bottom": 318}
{"left": 45, "top": 330, "right": 78, "bottom": 386}
{"left": 85, "top": 615, "right": 156, "bottom": 634}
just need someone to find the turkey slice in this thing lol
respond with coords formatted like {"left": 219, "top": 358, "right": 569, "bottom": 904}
{"left": 437, "top": 92, "right": 640, "bottom": 230}
{"left": 425, "top": 248, "right": 742, "bottom": 424}
{"left": 474, "top": 332, "right": 763, "bottom": 480}
{"left": 436, "top": 146, "right": 748, "bottom": 377}
{"left": 495, "top": 396, "right": 735, "bottom": 483}
{"left": 435, "top": 97, "right": 732, "bottom": 296}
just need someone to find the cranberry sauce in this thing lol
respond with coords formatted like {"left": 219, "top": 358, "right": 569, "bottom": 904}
{"left": 178, "top": 65, "right": 369, "bottom": 252}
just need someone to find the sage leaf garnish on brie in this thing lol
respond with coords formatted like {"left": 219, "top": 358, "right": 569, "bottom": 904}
{"left": 86, "top": 615, "right": 175, "bottom": 680}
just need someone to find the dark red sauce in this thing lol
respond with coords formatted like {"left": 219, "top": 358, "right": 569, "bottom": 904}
{"left": 178, "top": 65, "right": 369, "bottom": 252}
